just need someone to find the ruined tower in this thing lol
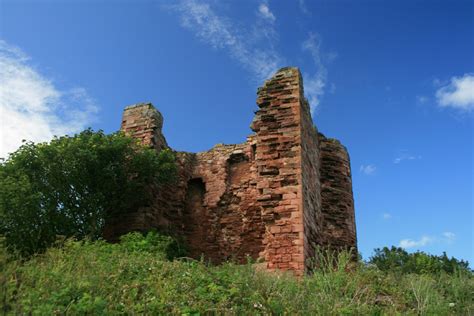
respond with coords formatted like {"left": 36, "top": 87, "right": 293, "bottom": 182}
{"left": 104, "top": 67, "right": 357, "bottom": 275}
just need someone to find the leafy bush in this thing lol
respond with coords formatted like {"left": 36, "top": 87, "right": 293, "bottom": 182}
{"left": 1, "top": 235, "right": 472, "bottom": 315}
{"left": 0, "top": 129, "right": 176, "bottom": 256}
{"left": 369, "top": 246, "right": 471, "bottom": 274}
{"left": 119, "top": 231, "right": 187, "bottom": 260}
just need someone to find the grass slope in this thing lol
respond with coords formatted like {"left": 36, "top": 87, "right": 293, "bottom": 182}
{"left": 1, "top": 233, "right": 473, "bottom": 315}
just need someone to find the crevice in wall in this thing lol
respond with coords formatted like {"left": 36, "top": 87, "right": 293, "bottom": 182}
{"left": 183, "top": 178, "right": 215, "bottom": 260}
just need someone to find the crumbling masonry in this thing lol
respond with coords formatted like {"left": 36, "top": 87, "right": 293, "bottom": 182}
{"left": 103, "top": 67, "right": 357, "bottom": 275}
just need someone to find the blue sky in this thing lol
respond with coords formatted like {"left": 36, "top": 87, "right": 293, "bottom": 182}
{"left": 0, "top": 0, "right": 473, "bottom": 263}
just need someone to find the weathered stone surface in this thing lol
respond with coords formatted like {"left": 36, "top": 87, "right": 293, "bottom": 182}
{"left": 121, "top": 102, "right": 168, "bottom": 150}
{"left": 104, "top": 67, "right": 357, "bottom": 275}
{"left": 319, "top": 134, "right": 357, "bottom": 252}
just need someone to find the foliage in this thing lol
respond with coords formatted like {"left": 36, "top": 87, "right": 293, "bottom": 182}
{"left": 369, "top": 246, "right": 471, "bottom": 275}
{"left": 1, "top": 235, "right": 472, "bottom": 315}
{"left": 119, "top": 231, "right": 187, "bottom": 260}
{"left": 0, "top": 129, "right": 176, "bottom": 256}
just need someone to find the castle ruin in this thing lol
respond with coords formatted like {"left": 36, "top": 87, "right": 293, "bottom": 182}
{"left": 103, "top": 67, "right": 357, "bottom": 275}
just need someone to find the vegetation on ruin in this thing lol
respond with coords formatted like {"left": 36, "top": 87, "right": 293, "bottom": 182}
{"left": 0, "top": 130, "right": 176, "bottom": 256}
{"left": 1, "top": 232, "right": 472, "bottom": 315}
{"left": 0, "top": 130, "right": 472, "bottom": 315}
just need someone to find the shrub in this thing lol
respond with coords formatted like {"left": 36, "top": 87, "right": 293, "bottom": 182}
{"left": 119, "top": 231, "right": 187, "bottom": 260}
{"left": 369, "top": 246, "right": 471, "bottom": 275}
{"left": 0, "top": 129, "right": 176, "bottom": 256}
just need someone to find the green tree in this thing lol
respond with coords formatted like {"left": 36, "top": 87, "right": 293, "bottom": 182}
{"left": 0, "top": 129, "right": 176, "bottom": 256}
{"left": 369, "top": 246, "right": 471, "bottom": 274}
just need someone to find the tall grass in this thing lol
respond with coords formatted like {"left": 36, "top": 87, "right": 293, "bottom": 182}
{"left": 1, "top": 233, "right": 472, "bottom": 315}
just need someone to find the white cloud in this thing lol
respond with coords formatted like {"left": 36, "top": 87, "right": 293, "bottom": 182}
{"left": 435, "top": 74, "right": 474, "bottom": 111}
{"left": 382, "top": 213, "right": 392, "bottom": 220}
{"left": 302, "top": 33, "right": 328, "bottom": 113}
{"left": 168, "top": 0, "right": 283, "bottom": 82}
{"left": 0, "top": 40, "right": 98, "bottom": 159}
{"left": 399, "top": 232, "right": 457, "bottom": 249}
{"left": 399, "top": 235, "right": 434, "bottom": 249}
{"left": 442, "top": 231, "right": 456, "bottom": 241}
{"left": 393, "top": 152, "right": 422, "bottom": 164}
{"left": 258, "top": 2, "right": 275, "bottom": 23}
{"left": 360, "top": 164, "right": 376, "bottom": 175}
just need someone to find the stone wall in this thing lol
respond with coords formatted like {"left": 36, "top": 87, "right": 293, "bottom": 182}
{"left": 104, "top": 67, "right": 357, "bottom": 275}
{"left": 183, "top": 142, "right": 264, "bottom": 263}
{"left": 120, "top": 103, "right": 168, "bottom": 150}
{"left": 319, "top": 134, "right": 357, "bottom": 251}
{"left": 250, "top": 67, "right": 306, "bottom": 274}
{"left": 300, "top": 97, "right": 323, "bottom": 270}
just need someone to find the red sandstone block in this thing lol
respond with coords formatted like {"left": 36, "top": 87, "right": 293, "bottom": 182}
{"left": 257, "top": 180, "right": 269, "bottom": 189}
{"left": 277, "top": 186, "right": 299, "bottom": 193}
{"left": 275, "top": 219, "right": 290, "bottom": 226}
{"left": 289, "top": 262, "right": 300, "bottom": 270}
{"left": 284, "top": 205, "right": 298, "bottom": 211}
{"left": 266, "top": 248, "right": 276, "bottom": 255}
{"left": 257, "top": 194, "right": 272, "bottom": 201}
{"left": 282, "top": 254, "right": 292, "bottom": 262}
{"left": 283, "top": 193, "right": 297, "bottom": 199}
{"left": 291, "top": 224, "right": 304, "bottom": 233}
{"left": 270, "top": 181, "right": 282, "bottom": 189}
{"left": 274, "top": 205, "right": 286, "bottom": 213}
{"left": 270, "top": 226, "right": 280, "bottom": 234}
{"left": 261, "top": 153, "right": 279, "bottom": 160}
{"left": 278, "top": 263, "right": 289, "bottom": 269}
{"left": 292, "top": 239, "right": 303, "bottom": 246}
{"left": 291, "top": 212, "right": 301, "bottom": 219}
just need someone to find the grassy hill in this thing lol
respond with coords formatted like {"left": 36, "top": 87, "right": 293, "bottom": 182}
{"left": 1, "top": 233, "right": 472, "bottom": 315}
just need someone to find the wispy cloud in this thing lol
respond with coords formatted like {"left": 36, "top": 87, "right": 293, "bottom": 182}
{"left": 258, "top": 1, "right": 275, "bottom": 23}
{"left": 399, "top": 232, "right": 457, "bottom": 249}
{"left": 416, "top": 95, "right": 428, "bottom": 104}
{"left": 168, "top": 0, "right": 283, "bottom": 82}
{"left": 442, "top": 231, "right": 456, "bottom": 242}
{"left": 399, "top": 235, "right": 434, "bottom": 249}
{"left": 360, "top": 164, "right": 376, "bottom": 175}
{"left": 382, "top": 213, "right": 392, "bottom": 220}
{"left": 432, "top": 78, "right": 444, "bottom": 87}
{"left": 297, "top": 0, "right": 310, "bottom": 15}
{"left": 302, "top": 33, "right": 328, "bottom": 113}
{"left": 167, "top": 1, "right": 333, "bottom": 114}
{"left": 393, "top": 152, "right": 422, "bottom": 164}
{"left": 435, "top": 74, "right": 474, "bottom": 111}
{"left": 0, "top": 40, "right": 98, "bottom": 159}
